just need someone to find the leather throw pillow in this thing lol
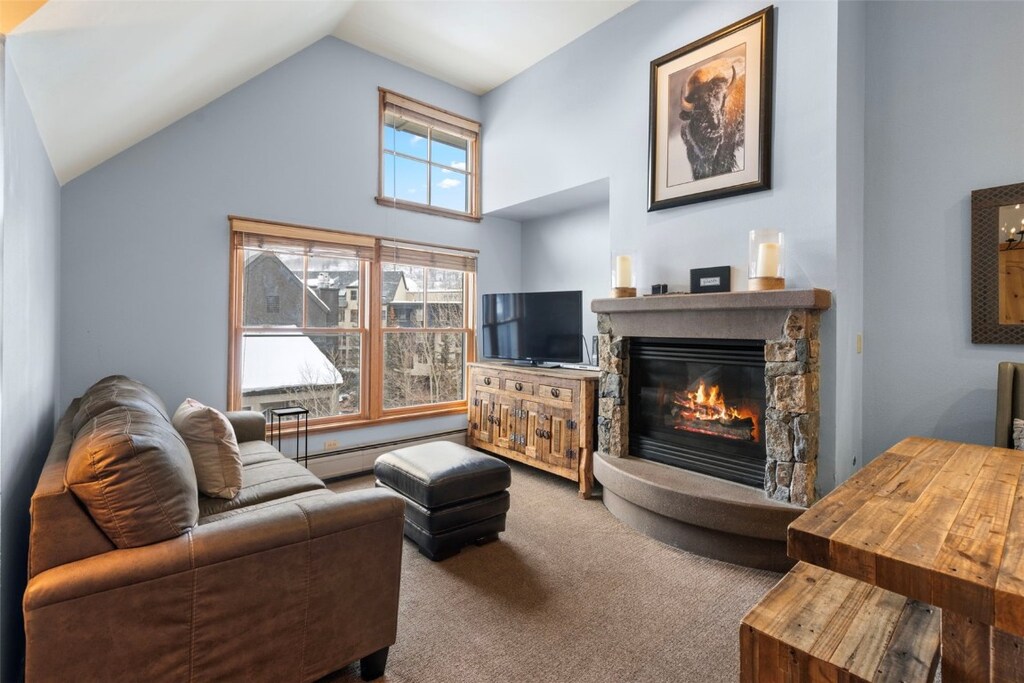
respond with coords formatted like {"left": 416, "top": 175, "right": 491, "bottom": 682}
{"left": 72, "top": 375, "right": 170, "bottom": 437}
{"left": 67, "top": 406, "right": 200, "bottom": 548}
{"left": 172, "top": 398, "right": 243, "bottom": 500}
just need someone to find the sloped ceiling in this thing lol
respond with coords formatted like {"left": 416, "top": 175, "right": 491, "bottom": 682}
{"left": 7, "top": 0, "right": 634, "bottom": 185}
{"left": 332, "top": 1, "right": 634, "bottom": 95}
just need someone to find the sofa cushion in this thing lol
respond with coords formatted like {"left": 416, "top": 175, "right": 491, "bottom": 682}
{"left": 172, "top": 399, "right": 243, "bottom": 500}
{"left": 239, "top": 440, "right": 288, "bottom": 467}
{"left": 72, "top": 375, "right": 170, "bottom": 437}
{"left": 198, "top": 458, "right": 325, "bottom": 519}
{"left": 66, "top": 406, "right": 199, "bottom": 548}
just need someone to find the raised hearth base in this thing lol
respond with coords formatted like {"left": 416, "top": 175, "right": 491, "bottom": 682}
{"left": 595, "top": 451, "right": 801, "bottom": 572}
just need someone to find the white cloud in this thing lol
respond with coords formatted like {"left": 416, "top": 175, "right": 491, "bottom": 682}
{"left": 437, "top": 178, "right": 462, "bottom": 189}
{"left": 452, "top": 162, "right": 467, "bottom": 170}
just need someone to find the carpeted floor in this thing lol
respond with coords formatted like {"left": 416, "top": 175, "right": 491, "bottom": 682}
{"left": 322, "top": 460, "right": 780, "bottom": 683}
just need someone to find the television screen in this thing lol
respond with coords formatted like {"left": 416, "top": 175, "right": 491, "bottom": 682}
{"left": 481, "top": 291, "right": 582, "bottom": 364}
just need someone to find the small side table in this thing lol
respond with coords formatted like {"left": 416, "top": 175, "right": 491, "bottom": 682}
{"left": 267, "top": 406, "right": 309, "bottom": 467}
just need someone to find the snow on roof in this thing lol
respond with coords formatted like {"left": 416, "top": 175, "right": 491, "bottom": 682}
{"left": 241, "top": 335, "right": 343, "bottom": 392}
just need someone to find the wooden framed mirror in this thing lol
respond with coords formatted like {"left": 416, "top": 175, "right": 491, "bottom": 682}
{"left": 972, "top": 181, "right": 1024, "bottom": 343}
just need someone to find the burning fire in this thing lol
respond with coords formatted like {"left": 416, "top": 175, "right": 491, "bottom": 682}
{"left": 672, "top": 380, "right": 760, "bottom": 442}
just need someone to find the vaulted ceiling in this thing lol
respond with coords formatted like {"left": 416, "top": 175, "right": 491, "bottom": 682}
{"left": 7, "top": 0, "right": 634, "bottom": 185}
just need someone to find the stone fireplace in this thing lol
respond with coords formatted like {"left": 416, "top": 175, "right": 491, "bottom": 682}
{"left": 591, "top": 289, "right": 830, "bottom": 570}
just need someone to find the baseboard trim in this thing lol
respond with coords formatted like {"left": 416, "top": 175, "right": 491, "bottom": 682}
{"left": 309, "top": 429, "right": 467, "bottom": 481}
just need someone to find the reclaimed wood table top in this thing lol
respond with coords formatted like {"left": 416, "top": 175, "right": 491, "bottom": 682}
{"left": 788, "top": 436, "right": 1024, "bottom": 637}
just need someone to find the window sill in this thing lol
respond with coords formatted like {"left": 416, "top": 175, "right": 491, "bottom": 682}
{"left": 375, "top": 196, "right": 481, "bottom": 223}
{"left": 263, "top": 403, "right": 468, "bottom": 438}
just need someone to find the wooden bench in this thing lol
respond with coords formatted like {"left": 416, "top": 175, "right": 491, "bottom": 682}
{"left": 741, "top": 562, "right": 941, "bottom": 683}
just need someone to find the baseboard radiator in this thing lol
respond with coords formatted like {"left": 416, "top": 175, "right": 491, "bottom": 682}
{"left": 307, "top": 429, "right": 467, "bottom": 481}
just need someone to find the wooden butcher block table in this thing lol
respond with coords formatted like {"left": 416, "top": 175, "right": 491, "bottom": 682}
{"left": 788, "top": 437, "right": 1024, "bottom": 682}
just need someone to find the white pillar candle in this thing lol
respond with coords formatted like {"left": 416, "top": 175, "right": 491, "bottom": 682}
{"left": 756, "top": 242, "right": 780, "bottom": 278}
{"left": 615, "top": 255, "right": 633, "bottom": 287}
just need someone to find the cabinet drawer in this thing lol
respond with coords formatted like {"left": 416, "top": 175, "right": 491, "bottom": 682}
{"left": 504, "top": 378, "right": 534, "bottom": 395}
{"left": 474, "top": 372, "right": 500, "bottom": 388}
{"left": 538, "top": 384, "right": 573, "bottom": 403}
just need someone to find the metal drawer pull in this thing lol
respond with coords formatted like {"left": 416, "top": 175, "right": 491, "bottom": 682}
{"left": 535, "top": 428, "right": 551, "bottom": 439}
{"left": 550, "top": 388, "right": 560, "bottom": 398}
{"left": 515, "top": 381, "right": 523, "bottom": 391}
{"left": 484, "top": 377, "right": 491, "bottom": 385}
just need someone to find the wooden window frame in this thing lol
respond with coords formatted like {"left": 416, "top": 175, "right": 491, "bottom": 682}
{"left": 376, "top": 88, "right": 482, "bottom": 223}
{"left": 228, "top": 216, "right": 477, "bottom": 433}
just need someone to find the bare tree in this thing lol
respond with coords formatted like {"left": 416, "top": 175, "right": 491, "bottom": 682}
{"left": 284, "top": 344, "right": 360, "bottom": 418}
{"left": 383, "top": 293, "right": 465, "bottom": 409}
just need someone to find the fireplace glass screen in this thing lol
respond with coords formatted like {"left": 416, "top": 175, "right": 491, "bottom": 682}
{"left": 629, "top": 338, "right": 766, "bottom": 487}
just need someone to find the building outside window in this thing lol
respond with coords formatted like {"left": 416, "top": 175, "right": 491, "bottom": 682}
{"left": 229, "top": 217, "right": 477, "bottom": 429}
{"left": 376, "top": 88, "right": 481, "bottom": 221}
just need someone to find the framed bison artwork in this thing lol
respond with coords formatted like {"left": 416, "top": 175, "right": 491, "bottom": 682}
{"left": 648, "top": 6, "right": 774, "bottom": 211}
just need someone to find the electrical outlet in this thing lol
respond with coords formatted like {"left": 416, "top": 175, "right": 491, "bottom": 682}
{"left": 324, "top": 440, "right": 339, "bottom": 451}
{"left": 856, "top": 334, "right": 863, "bottom": 354}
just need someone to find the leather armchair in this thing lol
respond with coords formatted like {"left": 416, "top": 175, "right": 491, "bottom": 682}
{"left": 995, "top": 361, "right": 1024, "bottom": 448}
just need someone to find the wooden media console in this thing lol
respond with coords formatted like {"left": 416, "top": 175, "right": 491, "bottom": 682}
{"left": 466, "top": 362, "right": 598, "bottom": 498}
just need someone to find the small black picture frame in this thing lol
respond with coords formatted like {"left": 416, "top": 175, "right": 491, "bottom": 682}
{"left": 690, "top": 266, "right": 731, "bottom": 294}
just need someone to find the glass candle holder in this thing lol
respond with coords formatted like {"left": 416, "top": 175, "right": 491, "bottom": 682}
{"left": 748, "top": 229, "right": 785, "bottom": 291}
{"left": 610, "top": 251, "right": 637, "bottom": 297}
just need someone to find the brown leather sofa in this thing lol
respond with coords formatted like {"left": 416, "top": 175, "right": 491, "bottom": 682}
{"left": 23, "top": 376, "right": 404, "bottom": 682}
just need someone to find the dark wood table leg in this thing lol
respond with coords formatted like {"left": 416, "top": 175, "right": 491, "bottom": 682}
{"left": 993, "top": 628, "right": 1024, "bottom": 681}
{"left": 942, "top": 612, "right": 991, "bottom": 682}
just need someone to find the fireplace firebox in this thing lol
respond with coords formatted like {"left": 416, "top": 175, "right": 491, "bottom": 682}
{"left": 629, "top": 337, "right": 766, "bottom": 488}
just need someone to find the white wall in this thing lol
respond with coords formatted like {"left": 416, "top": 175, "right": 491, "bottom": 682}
{"left": 834, "top": 0, "right": 866, "bottom": 481}
{"left": 60, "top": 37, "right": 522, "bottom": 452}
{"left": 483, "top": 0, "right": 846, "bottom": 491}
{"left": 862, "top": 1, "right": 1024, "bottom": 459}
{"left": 520, "top": 201, "right": 609, "bottom": 358}
{"left": 0, "top": 48, "right": 61, "bottom": 681}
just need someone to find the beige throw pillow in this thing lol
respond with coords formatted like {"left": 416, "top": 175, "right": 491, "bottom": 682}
{"left": 1014, "top": 418, "right": 1024, "bottom": 451}
{"left": 172, "top": 398, "right": 243, "bottom": 499}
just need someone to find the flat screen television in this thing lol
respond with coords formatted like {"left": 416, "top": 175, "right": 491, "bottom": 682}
{"left": 481, "top": 290, "right": 583, "bottom": 364}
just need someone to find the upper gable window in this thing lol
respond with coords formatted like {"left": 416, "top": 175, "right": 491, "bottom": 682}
{"left": 376, "top": 88, "right": 481, "bottom": 222}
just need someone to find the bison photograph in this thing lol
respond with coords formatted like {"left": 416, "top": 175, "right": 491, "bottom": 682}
{"left": 648, "top": 6, "right": 772, "bottom": 210}
{"left": 667, "top": 45, "right": 746, "bottom": 187}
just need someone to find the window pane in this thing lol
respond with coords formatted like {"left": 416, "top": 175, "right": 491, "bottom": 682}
{"left": 382, "top": 151, "right": 396, "bottom": 197}
{"left": 426, "top": 268, "right": 465, "bottom": 328}
{"left": 241, "top": 333, "right": 360, "bottom": 418}
{"left": 242, "top": 248, "right": 305, "bottom": 326}
{"left": 383, "top": 332, "right": 465, "bottom": 409}
{"left": 430, "top": 130, "right": 468, "bottom": 169}
{"left": 382, "top": 263, "right": 425, "bottom": 328}
{"left": 305, "top": 256, "right": 359, "bottom": 328}
{"left": 394, "top": 156, "right": 428, "bottom": 205}
{"left": 430, "top": 167, "right": 468, "bottom": 213}
{"left": 393, "top": 119, "right": 429, "bottom": 159}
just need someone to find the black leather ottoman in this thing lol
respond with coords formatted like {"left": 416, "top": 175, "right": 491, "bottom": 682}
{"left": 374, "top": 442, "right": 511, "bottom": 561}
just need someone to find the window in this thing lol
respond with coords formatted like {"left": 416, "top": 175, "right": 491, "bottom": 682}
{"left": 377, "top": 88, "right": 481, "bottom": 222}
{"left": 229, "top": 217, "right": 477, "bottom": 430}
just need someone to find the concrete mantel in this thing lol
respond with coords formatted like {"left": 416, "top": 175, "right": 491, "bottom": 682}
{"left": 591, "top": 288, "right": 832, "bottom": 340}
{"left": 592, "top": 288, "right": 832, "bottom": 314}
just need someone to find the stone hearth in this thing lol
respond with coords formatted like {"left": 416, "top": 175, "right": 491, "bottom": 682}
{"left": 590, "top": 289, "right": 831, "bottom": 570}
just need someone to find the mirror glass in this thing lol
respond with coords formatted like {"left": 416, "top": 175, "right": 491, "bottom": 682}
{"left": 998, "top": 203, "right": 1024, "bottom": 325}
